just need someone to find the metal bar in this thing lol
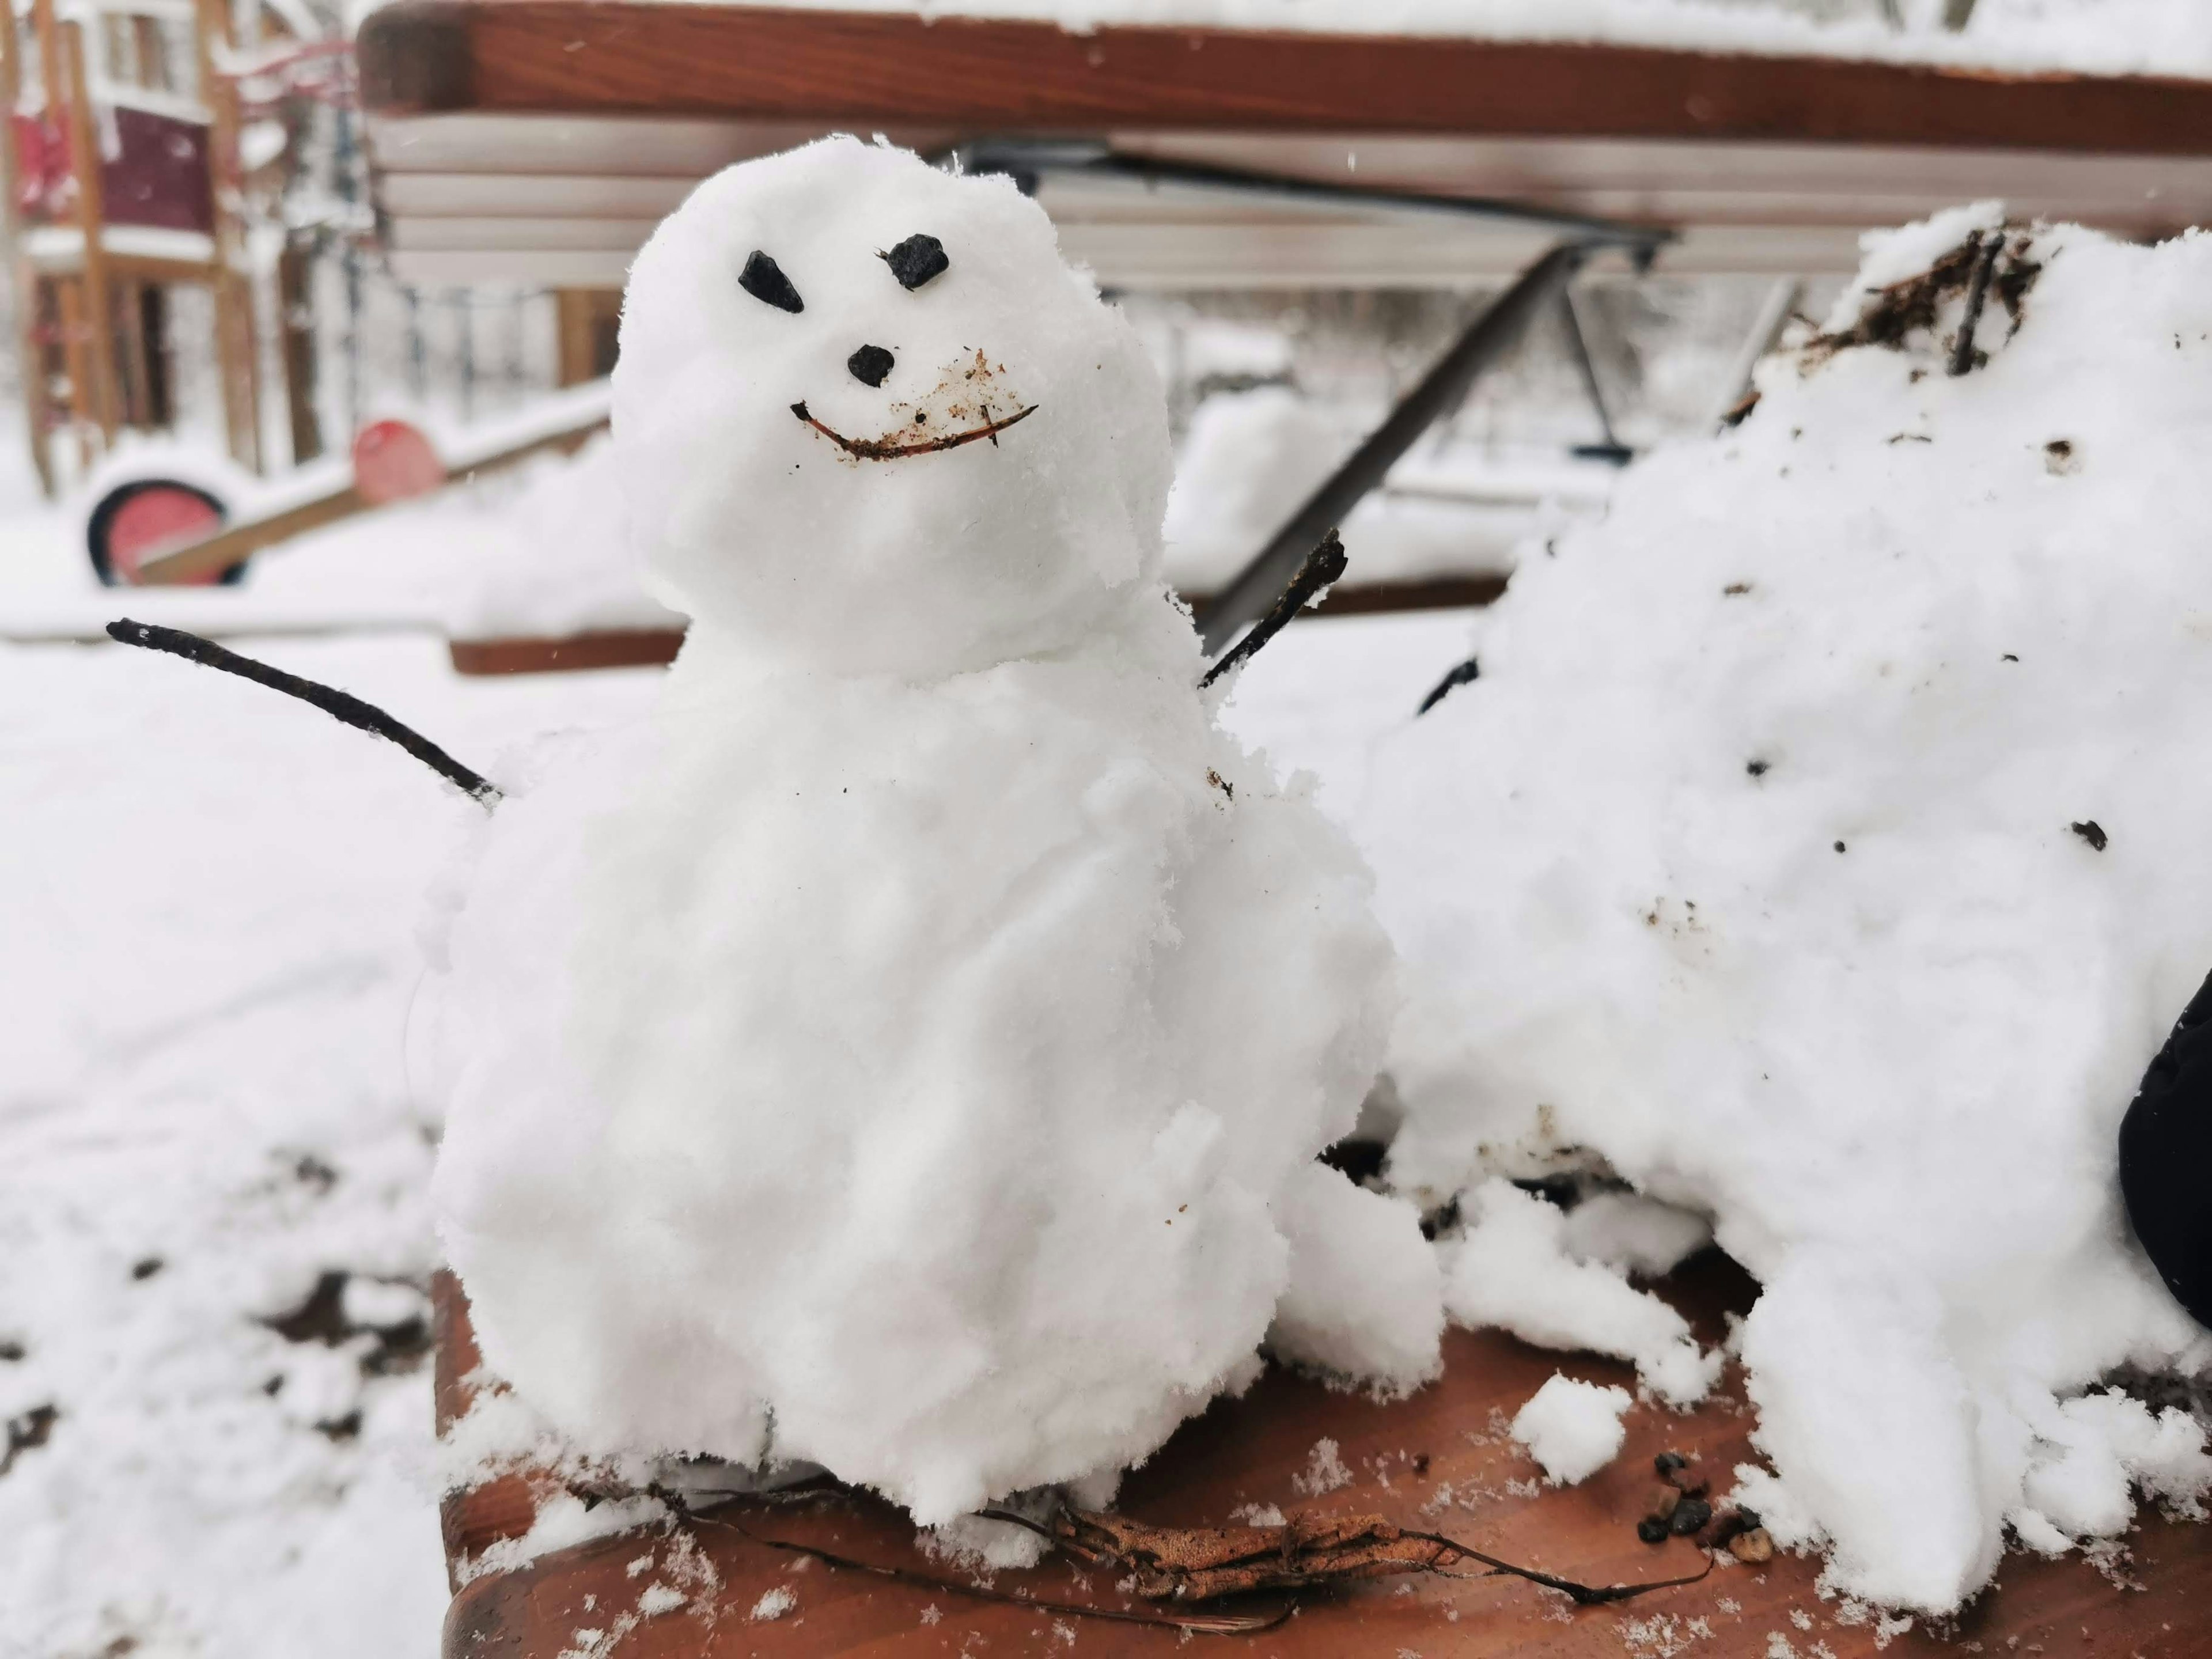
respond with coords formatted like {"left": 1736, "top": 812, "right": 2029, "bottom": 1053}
{"left": 1708, "top": 276, "right": 1802, "bottom": 428}
{"left": 1555, "top": 286, "right": 1629, "bottom": 463}
{"left": 1194, "top": 240, "right": 1589, "bottom": 654}
{"left": 960, "top": 140, "right": 1669, "bottom": 254}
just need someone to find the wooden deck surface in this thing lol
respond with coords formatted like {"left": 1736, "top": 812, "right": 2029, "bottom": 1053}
{"left": 437, "top": 1254, "right": 2212, "bottom": 1656}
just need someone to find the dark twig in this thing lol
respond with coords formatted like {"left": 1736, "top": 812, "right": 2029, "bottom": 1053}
{"left": 1416, "top": 654, "right": 1480, "bottom": 716}
{"left": 982, "top": 1501, "right": 1711, "bottom": 1609}
{"left": 659, "top": 1491, "right": 1289, "bottom": 1635}
{"left": 105, "top": 620, "right": 502, "bottom": 805}
{"left": 1948, "top": 231, "right": 2003, "bottom": 377}
{"left": 1199, "top": 528, "right": 1348, "bottom": 689}
{"left": 1400, "top": 1525, "right": 1714, "bottom": 1608}
{"left": 791, "top": 400, "right": 1036, "bottom": 460}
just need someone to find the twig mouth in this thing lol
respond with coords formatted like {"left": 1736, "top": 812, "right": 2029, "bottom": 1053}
{"left": 791, "top": 399, "right": 1037, "bottom": 459}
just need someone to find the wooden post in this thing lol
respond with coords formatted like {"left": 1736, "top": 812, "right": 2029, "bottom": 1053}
{"left": 554, "top": 287, "right": 622, "bottom": 387}
{"left": 31, "top": 0, "right": 62, "bottom": 108}
{"left": 277, "top": 237, "right": 321, "bottom": 462}
{"left": 0, "top": 0, "right": 55, "bottom": 493}
{"left": 54, "top": 276, "right": 91, "bottom": 467}
{"left": 60, "top": 18, "right": 118, "bottom": 444}
{"left": 195, "top": 0, "right": 261, "bottom": 471}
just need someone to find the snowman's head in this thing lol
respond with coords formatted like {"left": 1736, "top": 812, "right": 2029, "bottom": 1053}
{"left": 614, "top": 137, "right": 1172, "bottom": 677}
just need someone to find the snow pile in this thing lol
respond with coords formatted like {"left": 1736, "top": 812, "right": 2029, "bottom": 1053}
{"left": 444, "top": 435, "right": 685, "bottom": 642}
{"left": 1511, "top": 1373, "right": 1633, "bottom": 1486}
{"left": 1363, "top": 205, "right": 2212, "bottom": 1611}
{"left": 0, "top": 632, "right": 660, "bottom": 1657}
{"left": 428, "top": 138, "right": 1431, "bottom": 1528}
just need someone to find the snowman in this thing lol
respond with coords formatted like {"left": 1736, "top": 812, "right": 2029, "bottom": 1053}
{"left": 427, "top": 137, "right": 1442, "bottom": 1527}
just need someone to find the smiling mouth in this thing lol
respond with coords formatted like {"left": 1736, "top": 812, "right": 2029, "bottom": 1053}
{"left": 790, "top": 400, "right": 1037, "bottom": 460}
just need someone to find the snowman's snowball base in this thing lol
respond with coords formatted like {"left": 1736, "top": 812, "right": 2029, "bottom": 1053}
{"left": 428, "top": 138, "right": 1417, "bottom": 1528}
{"left": 1367, "top": 209, "right": 2212, "bottom": 1612}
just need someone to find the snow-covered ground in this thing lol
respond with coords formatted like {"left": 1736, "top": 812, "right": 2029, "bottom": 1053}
{"left": 0, "top": 625, "right": 666, "bottom": 1656}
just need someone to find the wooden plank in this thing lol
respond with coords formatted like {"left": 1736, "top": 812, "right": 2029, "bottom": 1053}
{"left": 432, "top": 1256, "right": 2212, "bottom": 1657}
{"left": 448, "top": 628, "right": 683, "bottom": 675}
{"left": 358, "top": 2, "right": 2212, "bottom": 156}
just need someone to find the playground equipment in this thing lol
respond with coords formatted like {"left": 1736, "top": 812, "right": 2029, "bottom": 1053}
{"left": 0, "top": 0, "right": 271, "bottom": 491}
{"left": 82, "top": 375, "right": 612, "bottom": 585}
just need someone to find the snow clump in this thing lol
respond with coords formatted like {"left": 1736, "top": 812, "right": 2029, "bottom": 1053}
{"left": 428, "top": 137, "right": 1433, "bottom": 1529}
{"left": 1510, "top": 1373, "right": 1632, "bottom": 1486}
{"left": 1365, "top": 204, "right": 2212, "bottom": 1612}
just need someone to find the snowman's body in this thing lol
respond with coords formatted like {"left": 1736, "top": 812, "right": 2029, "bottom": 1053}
{"left": 429, "top": 138, "right": 1437, "bottom": 1524}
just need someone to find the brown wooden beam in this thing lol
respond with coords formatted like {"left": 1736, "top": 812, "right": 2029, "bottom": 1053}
{"left": 359, "top": 2, "right": 2212, "bottom": 156}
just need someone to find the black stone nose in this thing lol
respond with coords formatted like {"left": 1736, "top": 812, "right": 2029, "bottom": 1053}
{"left": 848, "top": 344, "right": 895, "bottom": 388}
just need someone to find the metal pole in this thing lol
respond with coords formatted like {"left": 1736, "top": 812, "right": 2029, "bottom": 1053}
{"left": 1708, "top": 277, "right": 1802, "bottom": 429}
{"left": 1195, "top": 240, "right": 1590, "bottom": 654}
{"left": 1557, "top": 286, "right": 1630, "bottom": 465}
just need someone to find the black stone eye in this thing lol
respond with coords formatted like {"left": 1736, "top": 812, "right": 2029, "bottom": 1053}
{"left": 739, "top": 249, "right": 804, "bottom": 313}
{"left": 882, "top": 233, "right": 949, "bottom": 291}
{"left": 847, "top": 344, "right": 895, "bottom": 387}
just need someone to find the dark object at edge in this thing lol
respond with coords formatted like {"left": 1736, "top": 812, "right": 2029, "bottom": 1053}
{"left": 2120, "top": 967, "right": 2212, "bottom": 1330}
{"left": 105, "top": 619, "right": 503, "bottom": 805}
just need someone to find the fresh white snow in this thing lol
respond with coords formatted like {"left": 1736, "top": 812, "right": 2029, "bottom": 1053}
{"left": 1511, "top": 1372, "right": 1634, "bottom": 1486}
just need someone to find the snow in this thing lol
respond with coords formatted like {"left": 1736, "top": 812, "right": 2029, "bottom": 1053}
{"left": 1510, "top": 1373, "right": 1633, "bottom": 1486}
{"left": 1440, "top": 1178, "right": 1721, "bottom": 1407}
{"left": 1268, "top": 1160, "right": 1445, "bottom": 1392}
{"left": 427, "top": 138, "right": 1423, "bottom": 1527}
{"left": 0, "top": 626, "right": 662, "bottom": 1657}
{"left": 1363, "top": 209, "right": 2212, "bottom": 1611}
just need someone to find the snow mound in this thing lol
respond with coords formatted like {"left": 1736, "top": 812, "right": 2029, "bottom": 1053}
{"left": 429, "top": 138, "right": 1419, "bottom": 1527}
{"left": 1511, "top": 1373, "right": 1632, "bottom": 1486}
{"left": 1365, "top": 213, "right": 2212, "bottom": 1611}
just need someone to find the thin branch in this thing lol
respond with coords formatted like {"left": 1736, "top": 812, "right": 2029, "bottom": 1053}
{"left": 1948, "top": 230, "right": 2002, "bottom": 377}
{"left": 1400, "top": 1525, "right": 1714, "bottom": 1608}
{"left": 985, "top": 1501, "right": 1712, "bottom": 1609}
{"left": 1416, "top": 654, "right": 1480, "bottom": 716}
{"left": 105, "top": 620, "right": 502, "bottom": 806}
{"left": 791, "top": 400, "right": 1037, "bottom": 460}
{"left": 658, "top": 1491, "right": 1289, "bottom": 1636}
{"left": 1199, "top": 528, "right": 1348, "bottom": 689}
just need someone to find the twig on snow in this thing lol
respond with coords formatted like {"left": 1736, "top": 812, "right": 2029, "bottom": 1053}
{"left": 1947, "top": 230, "right": 2003, "bottom": 377}
{"left": 1416, "top": 654, "right": 1480, "bottom": 716}
{"left": 105, "top": 619, "right": 502, "bottom": 806}
{"left": 1199, "top": 528, "right": 1349, "bottom": 689}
